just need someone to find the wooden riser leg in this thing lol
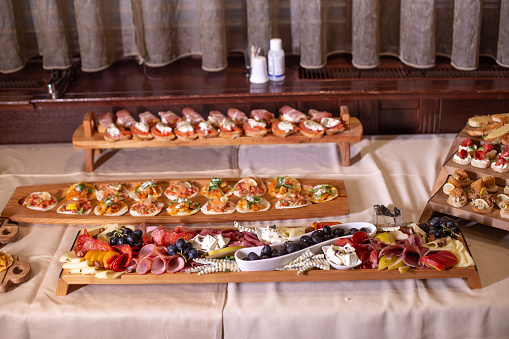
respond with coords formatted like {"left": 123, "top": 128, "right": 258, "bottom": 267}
{"left": 85, "top": 149, "right": 95, "bottom": 172}
{"left": 339, "top": 142, "right": 351, "bottom": 166}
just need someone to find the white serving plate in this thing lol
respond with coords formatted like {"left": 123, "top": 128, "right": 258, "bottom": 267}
{"left": 321, "top": 245, "right": 362, "bottom": 270}
{"left": 235, "top": 221, "right": 376, "bottom": 271}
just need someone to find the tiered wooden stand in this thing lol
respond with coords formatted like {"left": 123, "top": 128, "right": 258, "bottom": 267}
{"left": 420, "top": 125, "right": 509, "bottom": 231}
{"left": 72, "top": 108, "right": 363, "bottom": 172}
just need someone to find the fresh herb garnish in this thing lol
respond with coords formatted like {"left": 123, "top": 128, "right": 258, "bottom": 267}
{"left": 77, "top": 207, "right": 84, "bottom": 214}
{"left": 141, "top": 180, "right": 156, "bottom": 189}
{"left": 208, "top": 177, "right": 223, "bottom": 192}
{"left": 276, "top": 176, "right": 294, "bottom": 189}
{"left": 246, "top": 196, "right": 261, "bottom": 209}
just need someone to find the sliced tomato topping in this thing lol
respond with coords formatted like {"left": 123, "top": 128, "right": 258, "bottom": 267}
{"left": 501, "top": 148, "right": 509, "bottom": 158}
{"left": 482, "top": 143, "right": 494, "bottom": 152}
{"left": 150, "top": 125, "right": 172, "bottom": 137}
{"left": 132, "top": 125, "right": 149, "bottom": 136}
{"left": 460, "top": 138, "right": 473, "bottom": 147}
{"left": 334, "top": 238, "right": 354, "bottom": 247}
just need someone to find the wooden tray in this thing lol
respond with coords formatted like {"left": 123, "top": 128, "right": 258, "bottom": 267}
{"left": 0, "top": 255, "right": 31, "bottom": 293}
{"left": 56, "top": 226, "right": 481, "bottom": 296}
{"left": 72, "top": 110, "right": 363, "bottom": 171}
{"left": 0, "top": 178, "right": 349, "bottom": 225}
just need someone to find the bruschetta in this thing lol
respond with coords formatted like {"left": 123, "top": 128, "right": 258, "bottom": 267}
{"left": 174, "top": 120, "right": 198, "bottom": 141}
{"left": 200, "top": 177, "right": 233, "bottom": 199}
{"left": 22, "top": 191, "right": 58, "bottom": 211}
{"left": 57, "top": 198, "right": 93, "bottom": 215}
{"left": 195, "top": 121, "right": 219, "bottom": 138}
{"left": 267, "top": 176, "right": 302, "bottom": 198}
{"left": 232, "top": 177, "right": 267, "bottom": 198}
{"left": 166, "top": 198, "right": 201, "bottom": 216}
{"left": 271, "top": 120, "right": 299, "bottom": 137}
{"left": 306, "top": 184, "right": 338, "bottom": 203}
{"left": 131, "top": 121, "right": 154, "bottom": 141}
{"left": 299, "top": 120, "right": 325, "bottom": 138}
{"left": 150, "top": 122, "right": 175, "bottom": 141}
{"left": 219, "top": 118, "right": 243, "bottom": 139}
{"left": 104, "top": 124, "right": 132, "bottom": 142}
{"left": 96, "top": 183, "right": 129, "bottom": 201}
{"left": 65, "top": 182, "right": 97, "bottom": 201}
{"left": 201, "top": 197, "right": 236, "bottom": 215}
{"left": 243, "top": 119, "right": 267, "bottom": 138}
{"left": 129, "top": 197, "right": 164, "bottom": 217}
{"left": 129, "top": 180, "right": 163, "bottom": 201}
{"left": 164, "top": 181, "right": 199, "bottom": 200}
{"left": 94, "top": 196, "right": 128, "bottom": 216}
{"left": 236, "top": 196, "right": 270, "bottom": 213}
{"left": 275, "top": 193, "right": 311, "bottom": 209}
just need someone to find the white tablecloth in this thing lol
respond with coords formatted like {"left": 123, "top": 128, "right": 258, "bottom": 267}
{"left": 1, "top": 135, "right": 508, "bottom": 339}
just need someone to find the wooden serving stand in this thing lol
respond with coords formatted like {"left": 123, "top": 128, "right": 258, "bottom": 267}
{"left": 0, "top": 218, "right": 19, "bottom": 244}
{"left": 0, "top": 255, "right": 31, "bottom": 293}
{"left": 0, "top": 178, "right": 350, "bottom": 225}
{"left": 72, "top": 108, "right": 363, "bottom": 172}
{"left": 419, "top": 125, "right": 509, "bottom": 231}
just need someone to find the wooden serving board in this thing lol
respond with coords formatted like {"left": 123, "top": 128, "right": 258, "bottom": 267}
{"left": 1, "top": 178, "right": 349, "bottom": 226}
{"left": 0, "top": 255, "right": 31, "bottom": 293}
{"left": 56, "top": 266, "right": 481, "bottom": 296}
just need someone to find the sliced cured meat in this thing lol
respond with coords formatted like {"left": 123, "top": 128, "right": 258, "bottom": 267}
{"left": 167, "top": 256, "right": 186, "bottom": 273}
{"left": 74, "top": 230, "right": 114, "bottom": 256}
{"left": 208, "top": 110, "right": 227, "bottom": 126}
{"left": 402, "top": 245, "right": 422, "bottom": 267}
{"left": 279, "top": 105, "right": 307, "bottom": 123}
{"left": 227, "top": 108, "right": 248, "bottom": 125}
{"left": 136, "top": 256, "right": 153, "bottom": 274}
{"left": 150, "top": 226, "right": 198, "bottom": 247}
{"left": 97, "top": 112, "right": 114, "bottom": 129}
{"left": 182, "top": 107, "right": 205, "bottom": 125}
{"left": 158, "top": 111, "right": 182, "bottom": 127}
{"left": 379, "top": 244, "right": 405, "bottom": 259}
{"left": 139, "top": 111, "right": 160, "bottom": 127}
{"left": 115, "top": 109, "right": 136, "bottom": 128}
{"left": 308, "top": 109, "right": 332, "bottom": 122}
{"left": 250, "top": 109, "right": 275, "bottom": 124}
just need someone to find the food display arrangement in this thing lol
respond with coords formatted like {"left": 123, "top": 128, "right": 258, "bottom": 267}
{"left": 56, "top": 216, "right": 480, "bottom": 296}
{"left": 0, "top": 177, "right": 349, "bottom": 225}
{"left": 72, "top": 106, "right": 363, "bottom": 171}
{"left": 424, "top": 112, "right": 509, "bottom": 231}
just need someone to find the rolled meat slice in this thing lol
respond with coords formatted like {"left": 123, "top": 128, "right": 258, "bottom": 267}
{"left": 279, "top": 105, "right": 307, "bottom": 123}
{"left": 182, "top": 107, "right": 205, "bottom": 125}
{"left": 158, "top": 111, "right": 182, "bottom": 127}
{"left": 308, "top": 109, "right": 332, "bottom": 122}
{"left": 116, "top": 109, "right": 137, "bottom": 129}
{"left": 150, "top": 256, "right": 167, "bottom": 275}
{"left": 402, "top": 245, "right": 422, "bottom": 268}
{"left": 227, "top": 108, "right": 248, "bottom": 125}
{"left": 208, "top": 110, "right": 227, "bottom": 127}
{"left": 135, "top": 256, "right": 153, "bottom": 274}
{"left": 250, "top": 109, "right": 275, "bottom": 124}
{"left": 97, "top": 112, "right": 114, "bottom": 129}
{"left": 139, "top": 111, "right": 160, "bottom": 127}
{"left": 167, "top": 256, "right": 186, "bottom": 273}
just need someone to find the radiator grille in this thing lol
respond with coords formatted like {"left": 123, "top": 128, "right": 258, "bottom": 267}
{"left": 0, "top": 74, "right": 51, "bottom": 90}
{"left": 299, "top": 63, "right": 509, "bottom": 80}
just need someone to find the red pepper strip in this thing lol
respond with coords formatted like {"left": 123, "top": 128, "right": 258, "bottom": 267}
{"left": 110, "top": 253, "right": 127, "bottom": 272}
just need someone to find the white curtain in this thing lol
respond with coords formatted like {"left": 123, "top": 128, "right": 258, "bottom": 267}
{"left": 0, "top": 0, "right": 507, "bottom": 74}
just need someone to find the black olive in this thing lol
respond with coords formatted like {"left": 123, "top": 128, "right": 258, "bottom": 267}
{"left": 348, "top": 228, "right": 359, "bottom": 235}
{"left": 323, "top": 234, "right": 331, "bottom": 241}
{"left": 311, "top": 233, "right": 323, "bottom": 244}
{"left": 285, "top": 243, "right": 301, "bottom": 253}
{"left": 247, "top": 252, "right": 260, "bottom": 261}
{"left": 299, "top": 241, "right": 309, "bottom": 248}
{"left": 260, "top": 245, "right": 272, "bottom": 257}
{"left": 360, "top": 227, "right": 369, "bottom": 233}
{"left": 332, "top": 228, "right": 345, "bottom": 237}
{"left": 313, "top": 230, "right": 325, "bottom": 238}
{"left": 300, "top": 235, "right": 312, "bottom": 245}
{"left": 322, "top": 226, "right": 332, "bottom": 235}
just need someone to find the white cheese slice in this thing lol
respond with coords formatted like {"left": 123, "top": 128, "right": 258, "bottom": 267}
{"left": 95, "top": 270, "right": 125, "bottom": 280}
{"left": 62, "top": 260, "right": 93, "bottom": 270}
{"left": 59, "top": 251, "right": 83, "bottom": 263}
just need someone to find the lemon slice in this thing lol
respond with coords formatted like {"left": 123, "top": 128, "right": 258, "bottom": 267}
{"left": 206, "top": 246, "right": 245, "bottom": 258}
{"left": 220, "top": 196, "right": 229, "bottom": 205}
{"left": 66, "top": 203, "right": 77, "bottom": 210}
{"left": 496, "top": 194, "right": 509, "bottom": 209}
{"left": 442, "top": 183, "right": 455, "bottom": 195}
{"left": 109, "top": 183, "right": 122, "bottom": 190}
{"left": 472, "top": 198, "right": 489, "bottom": 210}
{"left": 246, "top": 178, "right": 258, "bottom": 187}
{"left": 42, "top": 191, "right": 52, "bottom": 200}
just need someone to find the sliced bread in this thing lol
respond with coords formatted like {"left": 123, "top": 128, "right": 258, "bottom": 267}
{"left": 468, "top": 115, "right": 493, "bottom": 128}
{"left": 492, "top": 112, "right": 509, "bottom": 123}
{"left": 484, "top": 123, "right": 509, "bottom": 142}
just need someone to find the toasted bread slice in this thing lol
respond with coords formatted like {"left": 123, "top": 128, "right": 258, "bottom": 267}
{"left": 468, "top": 122, "right": 503, "bottom": 136}
{"left": 484, "top": 124, "right": 509, "bottom": 142}
{"left": 492, "top": 112, "right": 509, "bottom": 123}
{"left": 468, "top": 115, "right": 493, "bottom": 128}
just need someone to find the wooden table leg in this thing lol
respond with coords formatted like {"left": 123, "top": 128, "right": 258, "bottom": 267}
{"left": 56, "top": 278, "right": 70, "bottom": 296}
{"left": 85, "top": 149, "right": 95, "bottom": 172}
{"left": 339, "top": 142, "right": 351, "bottom": 166}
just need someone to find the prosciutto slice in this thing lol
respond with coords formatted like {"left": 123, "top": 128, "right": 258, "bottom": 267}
{"left": 158, "top": 111, "right": 182, "bottom": 126}
{"left": 250, "top": 109, "right": 274, "bottom": 123}
{"left": 208, "top": 110, "right": 227, "bottom": 126}
{"left": 97, "top": 113, "right": 114, "bottom": 128}
{"left": 139, "top": 111, "right": 160, "bottom": 126}
{"left": 379, "top": 244, "right": 405, "bottom": 259}
{"left": 308, "top": 109, "right": 332, "bottom": 122}
{"left": 402, "top": 245, "right": 422, "bottom": 268}
{"left": 279, "top": 105, "right": 307, "bottom": 123}
{"left": 115, "top": 109, "right": 136, "bottom": 128}
{"left": 227, "top": 108, "right": 248, "bottom": 125}
{"left": 182, "top": 107, "right": 204, "bottom": 125}
{"left": 167, "top": 256, "right": 186, "bottom": 273}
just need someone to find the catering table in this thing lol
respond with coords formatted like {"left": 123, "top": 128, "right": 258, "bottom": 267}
{"left": 1, "top": 135, "right": 509, "bottom": 339}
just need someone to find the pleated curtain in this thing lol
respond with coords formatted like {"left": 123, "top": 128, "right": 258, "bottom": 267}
{"left": 0, "top": 0, "right": 507, "bottom": 74}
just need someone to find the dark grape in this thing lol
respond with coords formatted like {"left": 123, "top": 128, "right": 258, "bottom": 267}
{"left": 189, "top": 248, "right": 198, "bottom": 259}
{"left": 322, "top": 226, "right": 332, "bottom": 235}
{"left": 419, "top": 223, "right": 430, "bottom": 233}
{"left": 117, "top": 237, "right": 125, "bottom": 245}
{"left": 185, "top": 242, "right": 194, "bottom": 250}
{"left": 126, "top": 234, "right": 135, "bottom": 245}
{"left": 133, "top": 230, "right": 143, "bottom": 239}
{"left": 175, "top": 238, "right": 186, "bottom": 250}
{"left": 166, "top": 245, "right": 178, "bottom": 255}
{"left": 429, "top": 217, "right": 440, "bottom": 227}
{"left": 110, "top": 236, "right": 118, "bottom": 245}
